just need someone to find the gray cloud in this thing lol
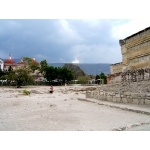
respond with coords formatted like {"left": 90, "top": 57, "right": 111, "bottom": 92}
{"left": 0, "top": 19, "right": 125, "bottom": 63}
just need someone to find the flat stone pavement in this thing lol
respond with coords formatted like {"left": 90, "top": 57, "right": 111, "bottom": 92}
{"left": 78, "top": 98, "right": 150, "bottom": 131}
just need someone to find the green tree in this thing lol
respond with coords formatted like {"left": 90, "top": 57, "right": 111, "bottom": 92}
{"left": 44, "top": 66, "right": 56, "bottom": 83}
{"left": 6, "top": 68, "right": 34, "bottom": 88}
{"left": 60, "top": 67, "right": 74, "bottom": 84}
{"left": 95, "top": 72, "right": 107, "bottom": 84}
{"left": 42, "top": 66, "right": 74, "bottom": 85}
{"left": 40, "top": 59, "right": 48, "bottom": 74}
{"left": 77, "top": 76, "right": 90, "bottom": 84}
{"left": 23, "top": 57, "right": 39, "bottom": 72}
{"left": 0, "top": 69, "right": 5, "bottom": 78}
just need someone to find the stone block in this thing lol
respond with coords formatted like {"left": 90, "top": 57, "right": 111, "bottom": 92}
{"left": 145, "top": 99, "right": 150, "bottom": 105}
{"left": 112, "top": 97, "right": 117, "bottom": 102}
{"left": 146, "top": 94, "right": 150, "bottom": 97}
{"left": 130, "top": 94, "right": 137, "bottom": 98}
{"left": 122, "top": 98, "right": 128, "bottom": 103}
{"left": 115, "top": 94, "right": 121, "bottom": 98}
{"left": 132, "top": 99, "right": 139, "bottom": 104}
{"left": 116, "top": 97, "right": 121, "bottom": 103}
{"left": 127, "top": 98, "right": 133, "bottom": 103}
{"left": 120, "top": 97, "right": 123, "bottom": 103}
{"left": 107, "top": 96, "right": 112, "bottom": 102}
{"left": 99, "top": 95, "right": 107, "bottom": 101}
{"left": 86, "top": 92, "right": 91, "bottom": 98}
{"left": 121, "top": 95, "right": 124, "bottom": 98}
{"left": 131, "top": 93, "right": 141, "bottom": 98}
{"left": 138, "top": 93, "right": 146, "bottom": 97}
{"left": 124, "top": 92, "right": 131, "bottom": 96}
{"left": 90, "top": 91, "right": 94, "bottom": 98}
{"left": 139, "top": 99, "right": 145, "bottom": 105}
{"left": 110, "top": 93, "right": 116, "bottom": 96}
{"left": 94, "top": 91, "right": 99, "bottom": 99}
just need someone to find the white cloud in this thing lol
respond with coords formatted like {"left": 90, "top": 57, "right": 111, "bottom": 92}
{"left": 70, "top": 44, "right": 122, "bottom": 63}
{"left": 111, "top": 20, "right": 150, "bottom": 39}
{"left": 72, "top": 58, "right": 80, "bottom": 63}
{"left": 57, "top": 20, "right": 84, "bottom": 44}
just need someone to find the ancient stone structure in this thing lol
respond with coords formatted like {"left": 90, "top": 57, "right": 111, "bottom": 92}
{"left": 89, "top": 27, "right": 150, "bottom": 105}
{"left": 111, "top": 27, "right": 150, "bottom": 75}
{"left": 110, "top": 62, "right": 123, "bottom": 74}
{"left": 86, "top": 80, "right": 150, "bottom": 105}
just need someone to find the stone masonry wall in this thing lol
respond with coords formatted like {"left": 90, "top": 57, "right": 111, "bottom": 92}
{"left": 110, "top": 62, "right": 123, "bottom": 74}
{"left": 111, "top": 27, "right": 150, "bottom": 75}
{"left": 86, "top": 80, "right": 150, "bottom": 105}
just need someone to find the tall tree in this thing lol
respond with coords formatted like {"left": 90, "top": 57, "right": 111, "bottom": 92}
{"left": 6, "top": 68, "right": 34, "bottom": 87}
{"left": 95, "top": 72, "right": 107, "bottom": 84}
{"left": 23, "top": 57, "right": 39, "bottom": 72}
{"left": 44, "top": 66, "right": 55, "bottom": 83}
{"left": 60, "top": 67, "right": 74, "bottom": 84}
{"left": 42, "top": 66, "right": 74, "bottom": 85}
{"left": 40, "top": 59, "right": 48, "bottom": 74}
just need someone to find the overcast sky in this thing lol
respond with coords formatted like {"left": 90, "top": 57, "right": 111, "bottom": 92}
{"left": 0, "top": 19, "right": 150, "bottom": 64}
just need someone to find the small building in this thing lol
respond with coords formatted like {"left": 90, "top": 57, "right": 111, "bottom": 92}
{"left": 0, "top": 58, "right": 4, "bottom": 71}
{"left": 4, "top": 55, "right": 18, "bottom": 71}
{"left": 1, "top": 55, "right": 39, "bottom": 72}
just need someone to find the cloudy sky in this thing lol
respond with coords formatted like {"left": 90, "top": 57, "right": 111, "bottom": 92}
{"left": 0, "top": 1, "right": 150, "bottom": 64}
{"left": 0, "top": 19, "right": 150, "bottom": 64}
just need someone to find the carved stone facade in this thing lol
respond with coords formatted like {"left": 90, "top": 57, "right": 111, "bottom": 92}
{"left": 110, "top": 62, "right": 123, "bottom": 74}
{"left": 111, "top": 27, "right": 150, "bottom": 74}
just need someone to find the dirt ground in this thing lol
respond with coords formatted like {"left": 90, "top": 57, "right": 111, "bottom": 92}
{"left": 0, "top": 85, "right": 150, "bottom": 131}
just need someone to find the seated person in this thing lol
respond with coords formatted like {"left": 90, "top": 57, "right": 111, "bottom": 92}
{"left": 50, "top": 85, "right": 53, "bottom": 93}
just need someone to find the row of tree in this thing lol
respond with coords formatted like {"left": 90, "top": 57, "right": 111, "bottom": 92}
{"left": 0, "top": 57, "right": 108, "bottom": 87}
{"left": 40, "top": 60, "right": 74, "bottom": 84}
{"left": 0, "top": 58, "right": 74, "bottom": 87}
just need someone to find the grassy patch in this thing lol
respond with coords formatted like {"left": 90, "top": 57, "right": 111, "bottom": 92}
{"left": 22, "top": 89, "right": 30, "bottom": 95}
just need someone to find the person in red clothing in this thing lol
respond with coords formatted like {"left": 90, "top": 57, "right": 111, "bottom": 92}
{"left": 50, "top": 85, "right": 53, "bottom": 93}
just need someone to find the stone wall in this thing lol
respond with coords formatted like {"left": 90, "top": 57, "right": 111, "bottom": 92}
{"left": 86, "top": 90, "right": 150, "bottom": 105}
{"left": 86, "top": 80, "right": 150, "bottom": 105}
{"left": 111, "top": 27, "right": 150, "bottom": 74}
{"left": 110, "top": 62, "right": 123, "bottom": 74}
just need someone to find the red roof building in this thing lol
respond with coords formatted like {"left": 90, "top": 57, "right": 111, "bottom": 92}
{"left": 32, "top": 58, "right": 39, "bottom": 65}
{"left": 2, "top": 55, "right": 39, "bottom": 71}
{"left": 4, "top": 55, "right": 16, "bottom": 65}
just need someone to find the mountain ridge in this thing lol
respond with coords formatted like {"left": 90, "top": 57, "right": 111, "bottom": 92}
{"left": 48, "top": 63, "right": 111, "bottom": 75}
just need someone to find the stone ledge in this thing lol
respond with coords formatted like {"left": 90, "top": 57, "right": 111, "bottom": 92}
{"left": 78, "top": 98, "right": 150, "bottom": 115}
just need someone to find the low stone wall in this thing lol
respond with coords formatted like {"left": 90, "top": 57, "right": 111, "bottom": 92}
{"left": 86, "top": 87, "right": 150, "bottom": 105}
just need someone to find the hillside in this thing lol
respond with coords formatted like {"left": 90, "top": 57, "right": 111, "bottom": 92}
{"left": 48, "top": 63, "right": 110, "bottom": 75}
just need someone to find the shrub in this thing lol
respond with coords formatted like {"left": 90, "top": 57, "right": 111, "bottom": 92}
{"left": 22, "top": 89, "right": 30, "bottom": 95}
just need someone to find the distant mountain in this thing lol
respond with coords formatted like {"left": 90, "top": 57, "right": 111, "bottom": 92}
{"left": 64, "top": 63, "right": 86, "bottom": 79}
{"left": 48, "top": 63, "right": 111, "bottom": 75}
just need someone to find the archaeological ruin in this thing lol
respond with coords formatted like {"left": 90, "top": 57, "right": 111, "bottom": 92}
{"left": 87, "top": 27, "right": 150, "bottom": 105}
{"left": 108, "top": 26, "right": 150, "bottom": 83}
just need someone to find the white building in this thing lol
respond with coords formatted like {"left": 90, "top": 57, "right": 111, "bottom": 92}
{"left": 0, "top": 58, "right": 4, "bottom": 71}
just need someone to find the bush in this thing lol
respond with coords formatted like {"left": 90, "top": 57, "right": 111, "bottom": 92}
{"left": 22, "top": 89, "right": 30, "bottom": 95}
{"left": 77, "top": 76, "right": 90, "bottom": 84}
